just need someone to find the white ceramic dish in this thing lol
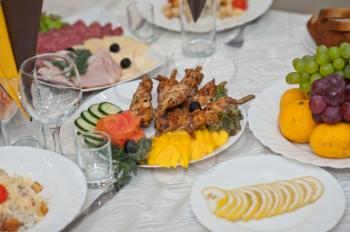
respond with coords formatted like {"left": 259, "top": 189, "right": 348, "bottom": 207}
{"left": 0, "top": 146, "right": 87, "bottom": 232}
{"left": 61, "top": 69, "right": 246, "bottom": 168}
{"left": 191, "top": 155, "right": 345, "bottom": 232}
{"left": 150, "top": 0, "right": 273, "bottom": 32}
{"left": 248, "top": 79, "right": 350, "bottom": 168}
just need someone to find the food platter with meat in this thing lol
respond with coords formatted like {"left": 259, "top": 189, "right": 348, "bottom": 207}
{"left": 67, "top": 65, "right": 254, "bottom": 168}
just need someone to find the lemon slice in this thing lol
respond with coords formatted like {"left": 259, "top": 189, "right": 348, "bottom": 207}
{"left": 257, "top": 185, "right": 275, "bottom": 217}
{"left": 216, "top": 189, "right": 236, "bottom": 218}
{"left": 202, "top": 187, "right": 228, "bottom": 214}
{"left": 273, "top": 183, "right": 292, "bottom": 214}
{"left": 228, "top": 190, "right": 251, "bottom": 221}
{"left": 240, "top": 188, "right": 262, "bottom": 221}
{"left": 225, "top": 191, "right": 243, "bottom": 221}
{"left": 263, "top": 184, "right": 284, "bottom": 217}
{"left": 288, "top": 180, "right": 305, "bottom": 208}
{"left": 293, "top": 178, "right": 313, "bottom": 206}
{"left": 301, "top": 176, "right": 324, "bottom": 203}
{"left": 276, "top": 180, "right": 302, "bottom": 212}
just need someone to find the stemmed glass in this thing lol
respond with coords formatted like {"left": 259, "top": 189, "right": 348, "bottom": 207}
{"left": 19, "top": 53, "right": 82, "bottom": 154}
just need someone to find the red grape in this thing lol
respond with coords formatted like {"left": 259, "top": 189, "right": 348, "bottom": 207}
{"left": 322, "top": 88, "right": 345, "bottom": 106}
{"left": 311, "top": 79, "right": 329, "bottom": 95}
{"left": 309, "top": 95, "right": 327, "bottom": 114}
{"left": 341, "top": 102, "right": 350, "bottom": 122}
{"left": 312, "top": 113, "right": 323, "bottom": 123}
{"left": 322, "top": 106, "right": 342, "bottom": 124}
{"left": 344, "top": 85, "right": 350, "bottom": 101}
{"left": 324, "top": 74, "right": 346, "bottom": 89}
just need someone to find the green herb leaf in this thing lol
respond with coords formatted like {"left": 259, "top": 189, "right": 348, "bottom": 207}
{"left": 214, "top": 82, "right": 228, "bottom": 101}
{"left": 72, "top": 49, "right": 92, "bottom": 75}
{"left": 209, "top": 105, "right": 242, "bottom": 136}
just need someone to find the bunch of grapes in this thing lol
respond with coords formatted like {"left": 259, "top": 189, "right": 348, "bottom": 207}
{"left": 310, "top": 74, "right": 350, "bottom": 124}
{"left": 286, "top": 42, "right": 350, "bottom": 93}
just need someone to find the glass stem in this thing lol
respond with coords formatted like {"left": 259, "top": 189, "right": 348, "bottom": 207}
{"left": 50, "top": 126, "right": 63, "bottom": 154}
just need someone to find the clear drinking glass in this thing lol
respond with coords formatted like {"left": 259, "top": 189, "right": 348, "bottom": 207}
{"left": 180, "top": 0, "right": 216, "bottom": 57}
{"left": 19, "top": 53, "right": 82, "bottom": 154}
{"left": 76, "top": 131, "right": 113, "bottom": 189}
{"left": 127, "top": 2, "right": 156, "bottom": 43}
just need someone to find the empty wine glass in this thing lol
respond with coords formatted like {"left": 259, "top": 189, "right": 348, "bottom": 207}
{"left": 19, "top": 53, "right": 82, "bottom": 154}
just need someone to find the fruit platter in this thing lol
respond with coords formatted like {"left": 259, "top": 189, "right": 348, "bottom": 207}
{"left": 63, "top": 66, "right": 254, "bottom": 168}
{"left": 248, "top": 42, "right": 350, "bottom": 168}
{"left": 36, "top": 13, "right": 166, "bottom": 92}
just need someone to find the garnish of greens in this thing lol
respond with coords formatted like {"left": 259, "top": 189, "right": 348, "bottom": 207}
{"left": 51, "top": 49, "right": 92, "bottom": 76}
{"left": 40, "top": 13, "right": 67, "bottom": 32}
{"left": 112, "top": 138, "right": 152, "bottom": 188}
{"left": 209, "top": 82, "right": 243, "bottom": 136}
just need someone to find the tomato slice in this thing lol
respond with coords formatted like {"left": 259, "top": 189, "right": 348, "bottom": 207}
{"left": 232, "top": 0, "right": 248, "bottom": 10}
{"left": 0, "top": 184, "right": 8, "bottom": 204}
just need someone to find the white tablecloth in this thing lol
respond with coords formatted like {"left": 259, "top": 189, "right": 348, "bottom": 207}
{"left": 49, "top": 2, "right": 350, "bottom": 231}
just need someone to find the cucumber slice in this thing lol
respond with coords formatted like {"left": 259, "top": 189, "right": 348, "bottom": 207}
{"left": 88, "top": 104, "right": 106, "bottom": 119}
{"left": 81, "top": 110, "right": 99, "bottom": 126}
{"left": 83, "top": 135, "right": 106, "bottom": 148}
{"left": 74, "top": 117, "right": 95, "bottom": 134}
{"left": 98, "top": 102, "right": 122, "bottom": 115}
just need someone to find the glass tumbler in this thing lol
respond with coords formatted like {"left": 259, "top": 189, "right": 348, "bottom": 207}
{"left": 76, "top": 131, "right": 114, "bottom": 189}
{"left": 127, "top": 2, "right": 156, "bottom": 43}
{"left": 180, "top": 0, "right": 216, "bottom": 57}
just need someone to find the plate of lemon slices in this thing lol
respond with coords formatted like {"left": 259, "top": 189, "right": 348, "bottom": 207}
{"left": 190, "top": 155, "right": 345, "bottom": 232}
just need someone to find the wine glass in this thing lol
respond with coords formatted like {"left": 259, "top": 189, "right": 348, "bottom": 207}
{"left": 19, "top": 53, "right": 82, "bottom": 154}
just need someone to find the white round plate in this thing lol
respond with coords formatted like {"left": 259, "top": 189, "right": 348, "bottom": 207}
{"left": 302, "top": 28, "right": 316, "bottom": 53}
{"left": 61, "top": 65, "right": 246, "bottom": 168}
{"left": 0, "top": 146, "right": 87, "bottom": 232}
{"left": 248, "top": 79, "right": 350, "bottom": 168}
{"left": 191, "top": 155, "right": 345, "bottom": 232}
{"left": 150, "top": 0, "right": 273, "bottom": 32}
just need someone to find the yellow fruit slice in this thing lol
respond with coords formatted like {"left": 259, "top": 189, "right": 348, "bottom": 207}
{"left": 293, "top": 179, "right": 313, "bottom": 206}
{"left": 216, "top": 190, "right": 237, "bottom": 218}
{"left": 256, "top": 185, "right": 275, "bottom": 218}
{"left": 276, "top": 181, "right": 301, "bottom": 212}
{"left": 301, "top": 176, "right": 324, "bottom": 203}
{"left": 171, "top": 131, "right": 192, "bottom": 168}
{"left": 190, "top": 139, "right": 209, "bottom": 161}
{"left": 244, "top": 186, "right": 269, "bottom": 220}
{"left": 202, "top": 187, "right": 229, "bottom": 214}
{"left": 273, "top": 183, "right": 292, "bottom": 214}
{"left": 263, "top": 184, "right": 284, "bottom": 217}
{"left": 211, "top": 130, "right": 229, "bottom": 147}
{"left": 201, "top": 129, "right": 217, "bottom": 150}
{"left": 227, "top": 190, "right": 251, "bottom": 221}
{"left": 240, "top": 188, "right": 262, "bottom": 221}
{"left": 224, "top": 191, "right": 243, "bottom": 221}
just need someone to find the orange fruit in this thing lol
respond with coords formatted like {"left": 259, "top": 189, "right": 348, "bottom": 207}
{"left": 280, "top": 88, "right": 308, "bottom": 109}
{"left": 310, "top": 123, "right": 350, "bottom": 158}
{"left": 278, "top": 100, "right": 317, "bottom": 143}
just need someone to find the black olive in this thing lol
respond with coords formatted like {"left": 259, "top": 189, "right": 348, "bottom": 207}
{"left": 120, "top": 58, "right": 132, "bottom": 69}
{"left": 65, "top": 47, "right": 75, "bottom": 52}
{"left": 109, "top": 43, "right": 120, "bottom": 53}
{"left": 124, "top": 139, "right": 138, "bottom": 153}
{"left": 189, "top": 101, "right": 201, "bottom": 112}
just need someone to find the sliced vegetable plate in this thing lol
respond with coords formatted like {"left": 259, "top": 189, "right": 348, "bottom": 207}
{"left": 191, "top": 155, "right": 345, "bottom": 232}
{"left": 248, "top": 79, "right": 350, "bottom": 168}
{"left": 61, "top": 79, "right": 247, "bottom": 168}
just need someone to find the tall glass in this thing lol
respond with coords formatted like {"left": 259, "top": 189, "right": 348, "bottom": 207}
{"left": 19, "top": 53, "right": 82, "bottom": 154}
{"left": 180, "top": 0, "right": 216, "bottom": 57}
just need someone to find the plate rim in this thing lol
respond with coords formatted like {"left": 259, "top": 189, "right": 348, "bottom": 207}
{"left": 190, "top": 154, "right": 346, "bottom": 232}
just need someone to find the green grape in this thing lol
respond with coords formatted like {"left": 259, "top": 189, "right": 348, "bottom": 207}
{"left": 341, "top": 46, "right": 350, "bottom": 59}
{"left": 310, "top": 73, "right": 322, "bottom": 83}
{"left": 302, "top": 55, "right": 314, "bottom": 62}
{"left": 304, "top": 60, "right": 319, "bottom": 73}
{"left": 285, "top": 72, "right": 300, "bottom": 84}
{"left": 335, "top": 70, "right": 345, "bottom": 77}
{"left": 299, "top": 81, "right": 311, "bottom": 93}
{"left": 333, "top": 57, "right": 345, "bottom": 70}
{"left": 340, "top": 42, "right": 350, "bottom": 50}
{"left": 315, "top": 52, "right": 330, "bottom": 65}
{"left": 300, "top": 72, "right": 310, "bottom": 82}
{"left": 320, "top": 63, "right": 334, "bottom": 76}
{"left": 316, "top": 45, "right": 328, "bottom": 54}
{"left": 344, "top": 65, "right": 350, "bottom": 79}
{"left": 292, "top": 58, "right": 305, "bottom": 72}
{"left": 327, "top": 46, "right": 341, "bottom": 60}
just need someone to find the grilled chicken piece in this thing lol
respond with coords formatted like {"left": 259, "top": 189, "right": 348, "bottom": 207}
{"left": 129, "top": 76, "right": 154, "bottom": 127}
{"left": 155, "top": 69, "right": 178, "bottom": 103}
{"left": 180, "top": 66, "right": 204, "bottom": 94}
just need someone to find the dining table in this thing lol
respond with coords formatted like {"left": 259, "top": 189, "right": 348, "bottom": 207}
{"left": 8, "top": 0, "right": 350, "bottom": 231}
